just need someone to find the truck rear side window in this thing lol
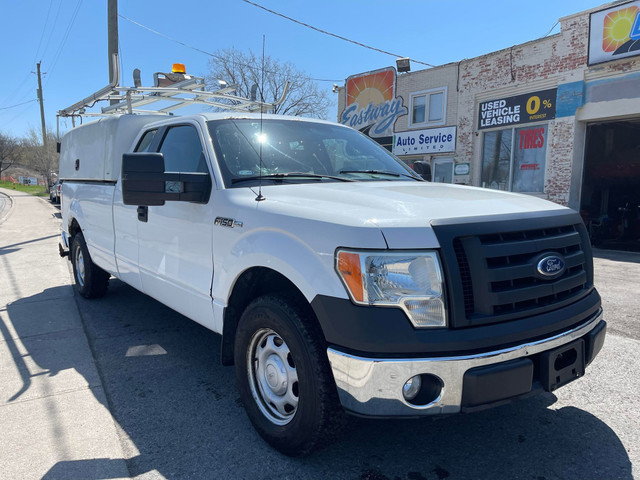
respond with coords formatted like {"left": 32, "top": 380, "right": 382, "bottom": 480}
{"left": 135, "top": 129, "right": 157, "bottom": 152}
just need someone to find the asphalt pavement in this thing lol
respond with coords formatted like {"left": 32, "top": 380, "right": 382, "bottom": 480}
{"left": 1, "top": 187, "right": 639, "bottom": 480}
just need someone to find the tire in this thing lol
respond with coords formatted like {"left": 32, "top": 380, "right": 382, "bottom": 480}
{"left": 71, "top": 232, "right": 110, "bottom": 299}
{"left": 234, "top": 294, "right": 345, "bottom": 456}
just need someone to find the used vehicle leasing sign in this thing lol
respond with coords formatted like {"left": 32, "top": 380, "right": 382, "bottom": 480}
{"left": 478, "top": 89, "right": 557, "bottom": 130}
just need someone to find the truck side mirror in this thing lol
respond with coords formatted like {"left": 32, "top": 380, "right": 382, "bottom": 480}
{"left": 413, "top": 161, "right": 432, "bottom": 182}
{"left": 122, "top": 153, "right": 212, "bottom": 206}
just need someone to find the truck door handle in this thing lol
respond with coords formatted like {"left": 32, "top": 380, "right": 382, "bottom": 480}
{"left": 137, "top": 206, "right": 148, "bottom": 222}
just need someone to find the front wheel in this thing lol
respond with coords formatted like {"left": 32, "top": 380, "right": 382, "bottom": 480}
{"left": 234, "top": 294, "right": 344, "bottom": 456}
{"left": 71, "top": 232, "right": 110, "bottom": 298}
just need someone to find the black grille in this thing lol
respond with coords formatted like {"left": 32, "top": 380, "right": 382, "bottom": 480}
{"left": 433, "top": 213, "right": 594, "bottom": 328}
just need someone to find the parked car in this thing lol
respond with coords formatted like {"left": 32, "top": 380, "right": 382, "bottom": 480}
{"left": 49, "top": 179, "right": 61, "bottom": 203}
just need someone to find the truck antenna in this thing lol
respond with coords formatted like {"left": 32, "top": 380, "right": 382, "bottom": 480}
{"left": 255, "top": 34, "right": 267, "bottom": 202}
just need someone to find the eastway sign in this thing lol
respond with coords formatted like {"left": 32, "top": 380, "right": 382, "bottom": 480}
{"left": 341, "top": 67, "right": 407, "bottom": 150}
{"left": 392, "top": 126, "right": 456, "bottom": 155}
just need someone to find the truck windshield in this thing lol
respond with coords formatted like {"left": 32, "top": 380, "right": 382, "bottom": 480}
{"left": 207, "top": 119, "right": 422, "bottom": 187}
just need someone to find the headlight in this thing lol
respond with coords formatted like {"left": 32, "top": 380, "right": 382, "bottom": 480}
{"left": 335, "top": 249, "right": 447, "bottom": 328}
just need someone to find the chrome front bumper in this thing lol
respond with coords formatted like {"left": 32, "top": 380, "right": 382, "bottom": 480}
{"left": 327, "top": 311, "right": 603, "bottom": 417}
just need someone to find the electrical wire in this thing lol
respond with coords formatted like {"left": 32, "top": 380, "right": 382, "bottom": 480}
{"left": 118, "top": 13, "right": 342, "bottom": 83}
{"left": 240, "top": 0, "right": 434, "bottom": 68}
{"left": 0, "top": 100, "right": 38, "bottom": 112}
{"left": 40, "top": 0, "right": 65, "bottom": 64}
{"left": 1, "top": 100, "right": 38, "bottom": 126}
{"left": 44, "top": 0, "right": 84, "bottom": 88}
{"left": 542, "top": 21, "right": 559, "bottom": 38}
{"left": 32, "top": 0, "right": 54, "bottom": 67}
{"left": 1, "top": 72, "right": 34, "bottom": 108}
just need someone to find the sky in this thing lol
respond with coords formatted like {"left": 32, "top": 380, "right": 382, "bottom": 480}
{"left": 0, "top": 0, "right": 612, "bottom": 139}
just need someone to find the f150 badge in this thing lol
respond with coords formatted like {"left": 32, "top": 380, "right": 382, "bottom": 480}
{"left": 214, "top": 217, "right": 243, "bottom": 228}
{"left": 536, "top": 254, "right": 566, "bottom": 279}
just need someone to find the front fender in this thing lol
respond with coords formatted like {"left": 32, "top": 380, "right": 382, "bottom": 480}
{"left": 214, "top": 227, "right": 352, "bottom": 306}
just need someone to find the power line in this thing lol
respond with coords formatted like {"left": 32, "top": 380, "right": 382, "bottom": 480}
{"left": 240, "top": 0, "right": 434, "bottom": 68}
{"left": 542, "top": 21, "right": 559, "bottom": 38}
{"left": 44, "top": 0, "right": 84, "bottom": 88}
{"left": 40, "top": 0, "right": 65, "bottom": 64}
{"left": 118, "top": 13, "right": 342, "bottom": 83}
{"left": 32, "top": 0, "right": 54, "bottom": 66}
{"left": 1, "top": 72, "right": 34, "bottom": 108}
{"left": 0, "top": 100, "right": 38, "bottom": 111}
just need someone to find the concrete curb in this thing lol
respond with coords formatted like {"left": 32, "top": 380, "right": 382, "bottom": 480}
{"left": 0, "top": 189, "right": 15, "bottom": 225}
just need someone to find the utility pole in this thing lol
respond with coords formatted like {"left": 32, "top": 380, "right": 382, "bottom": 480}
{"left": 108, "top": 0, "right": 118, "bottom": 105}
{"left": 36, "top": 62, "right": 47, "bottom": 150}
{"left": 36, "top": 62, "right": 51, "bottom": 187}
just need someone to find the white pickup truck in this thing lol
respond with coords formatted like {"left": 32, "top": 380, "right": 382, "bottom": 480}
{"left": 59, "top": 112, "right": 606, "bottom": 456}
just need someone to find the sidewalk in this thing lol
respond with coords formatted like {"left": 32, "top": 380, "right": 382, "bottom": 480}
{"left": 0, "top": 188, "right": 129, "bottom": 480}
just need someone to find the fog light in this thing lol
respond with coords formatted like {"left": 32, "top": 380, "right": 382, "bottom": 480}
{"left": 402, "top": 375, "right": 422, "bottom": 401}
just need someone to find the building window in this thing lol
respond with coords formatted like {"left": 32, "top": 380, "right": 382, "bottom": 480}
{"left": 433, "top": 157, "right": 454, "bottom": 183}
{"left": 481, "top": 124, "right": 548, "bottom": 192}
{"left": 409, "top": 88, "right": 446, "bottom": 127}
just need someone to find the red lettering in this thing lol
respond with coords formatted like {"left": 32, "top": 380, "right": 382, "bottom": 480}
{"left": 519, "top": 128, "right": 545, "bottom": 150}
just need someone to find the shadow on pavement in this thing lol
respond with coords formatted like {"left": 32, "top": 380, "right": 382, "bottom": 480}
{"left": 6, "top": 280, "right": 631, "bottom": 479}
{"left": 41, "top": 458, "right": 127, "bottom": 480}
{"left": 0, "top": 233, "right": 59, "bottom": 256}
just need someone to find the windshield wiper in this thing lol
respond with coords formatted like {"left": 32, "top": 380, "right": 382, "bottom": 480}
{"left": 339, "top": 169, "right": 421, "bottom": 180}
{"left": 231, "top": 172, "right": 354, "bottom": 184}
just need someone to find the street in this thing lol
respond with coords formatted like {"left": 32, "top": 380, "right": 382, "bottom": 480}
{"left": 1, "top": 188, "right": 638, "bottom": 479}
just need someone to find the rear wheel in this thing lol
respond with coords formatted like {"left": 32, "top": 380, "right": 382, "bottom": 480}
{"left": 71, "top": 232, "right": 110, "bottom": 298}
{"left": 234, "top": 294, "right": 344, "bottom": 456}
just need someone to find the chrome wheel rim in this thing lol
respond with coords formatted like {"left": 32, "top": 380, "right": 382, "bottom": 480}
{"left": 247, "top": 328, "right": 299, "bottom": 425}
{"left": 74, "top": 246, "right": 85, "bottom": 287}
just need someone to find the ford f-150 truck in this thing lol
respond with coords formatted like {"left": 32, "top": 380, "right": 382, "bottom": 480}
{"left": 59, "top": 112, "right": 606, "bottom": 456}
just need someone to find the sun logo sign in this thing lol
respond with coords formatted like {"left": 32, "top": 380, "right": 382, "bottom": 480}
{"left": 602, "top": 5, "right": 640, "bottom": 51}
{"left": 590, "top": 2, "right": 640, "bottom": 65}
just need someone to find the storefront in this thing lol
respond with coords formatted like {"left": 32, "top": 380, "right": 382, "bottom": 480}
{"left": 337, "top": 1, "right": 640, "bottom": 251}
{"left": 580, "top": 120, "right": 640, "bottom": 251}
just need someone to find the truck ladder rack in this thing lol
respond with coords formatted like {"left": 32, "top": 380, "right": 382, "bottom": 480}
{"left": 57, "top": 54, "right": 287, "bottom": 121}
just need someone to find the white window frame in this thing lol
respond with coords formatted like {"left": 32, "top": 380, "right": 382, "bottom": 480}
{"left": 408, "top": 87, "right": 447, "bottom": 128}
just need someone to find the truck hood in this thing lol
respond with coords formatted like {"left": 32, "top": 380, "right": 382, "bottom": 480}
{"left": 244, "top": 181, "right": 573, "bottom": 248}
{"left": 255, "top": 181, "right": 568, "bottom": 225}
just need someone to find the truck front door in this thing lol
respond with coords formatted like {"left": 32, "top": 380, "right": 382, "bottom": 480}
{"left": 137, "top": 123, "right": 216, "bottom": 330}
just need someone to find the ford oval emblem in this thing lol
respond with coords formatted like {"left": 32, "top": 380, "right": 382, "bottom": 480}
{"left": 537, "top": 254, "right": 566, "bottom": 278}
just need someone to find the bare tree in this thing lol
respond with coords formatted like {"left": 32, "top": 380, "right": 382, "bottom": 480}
{"left": 206, "top": 48, "right": 331, "bottom": 119}
{"left": 21, "top": 128, "right": 59, "bottom": 186}
{"left": 0, "top": 133, "right": 20, "bottom": 176}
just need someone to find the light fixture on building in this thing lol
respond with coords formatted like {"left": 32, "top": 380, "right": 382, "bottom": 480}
{"left": 332, "top": 83, "right": 340, "bottom": 93}
{"left": 396, "top": 57, "right": 411, "bottom": 73}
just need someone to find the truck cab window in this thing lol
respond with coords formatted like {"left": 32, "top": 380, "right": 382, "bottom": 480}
{"left": 159, "top": 125, "right": 208, "bottom": 173}
{"left": 135, "top": 129, "right": 157, "bottom": 152}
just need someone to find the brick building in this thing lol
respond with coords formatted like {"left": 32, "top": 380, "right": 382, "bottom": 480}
{"left": 337, "top": 1, "right": 640, "bottom": 250}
